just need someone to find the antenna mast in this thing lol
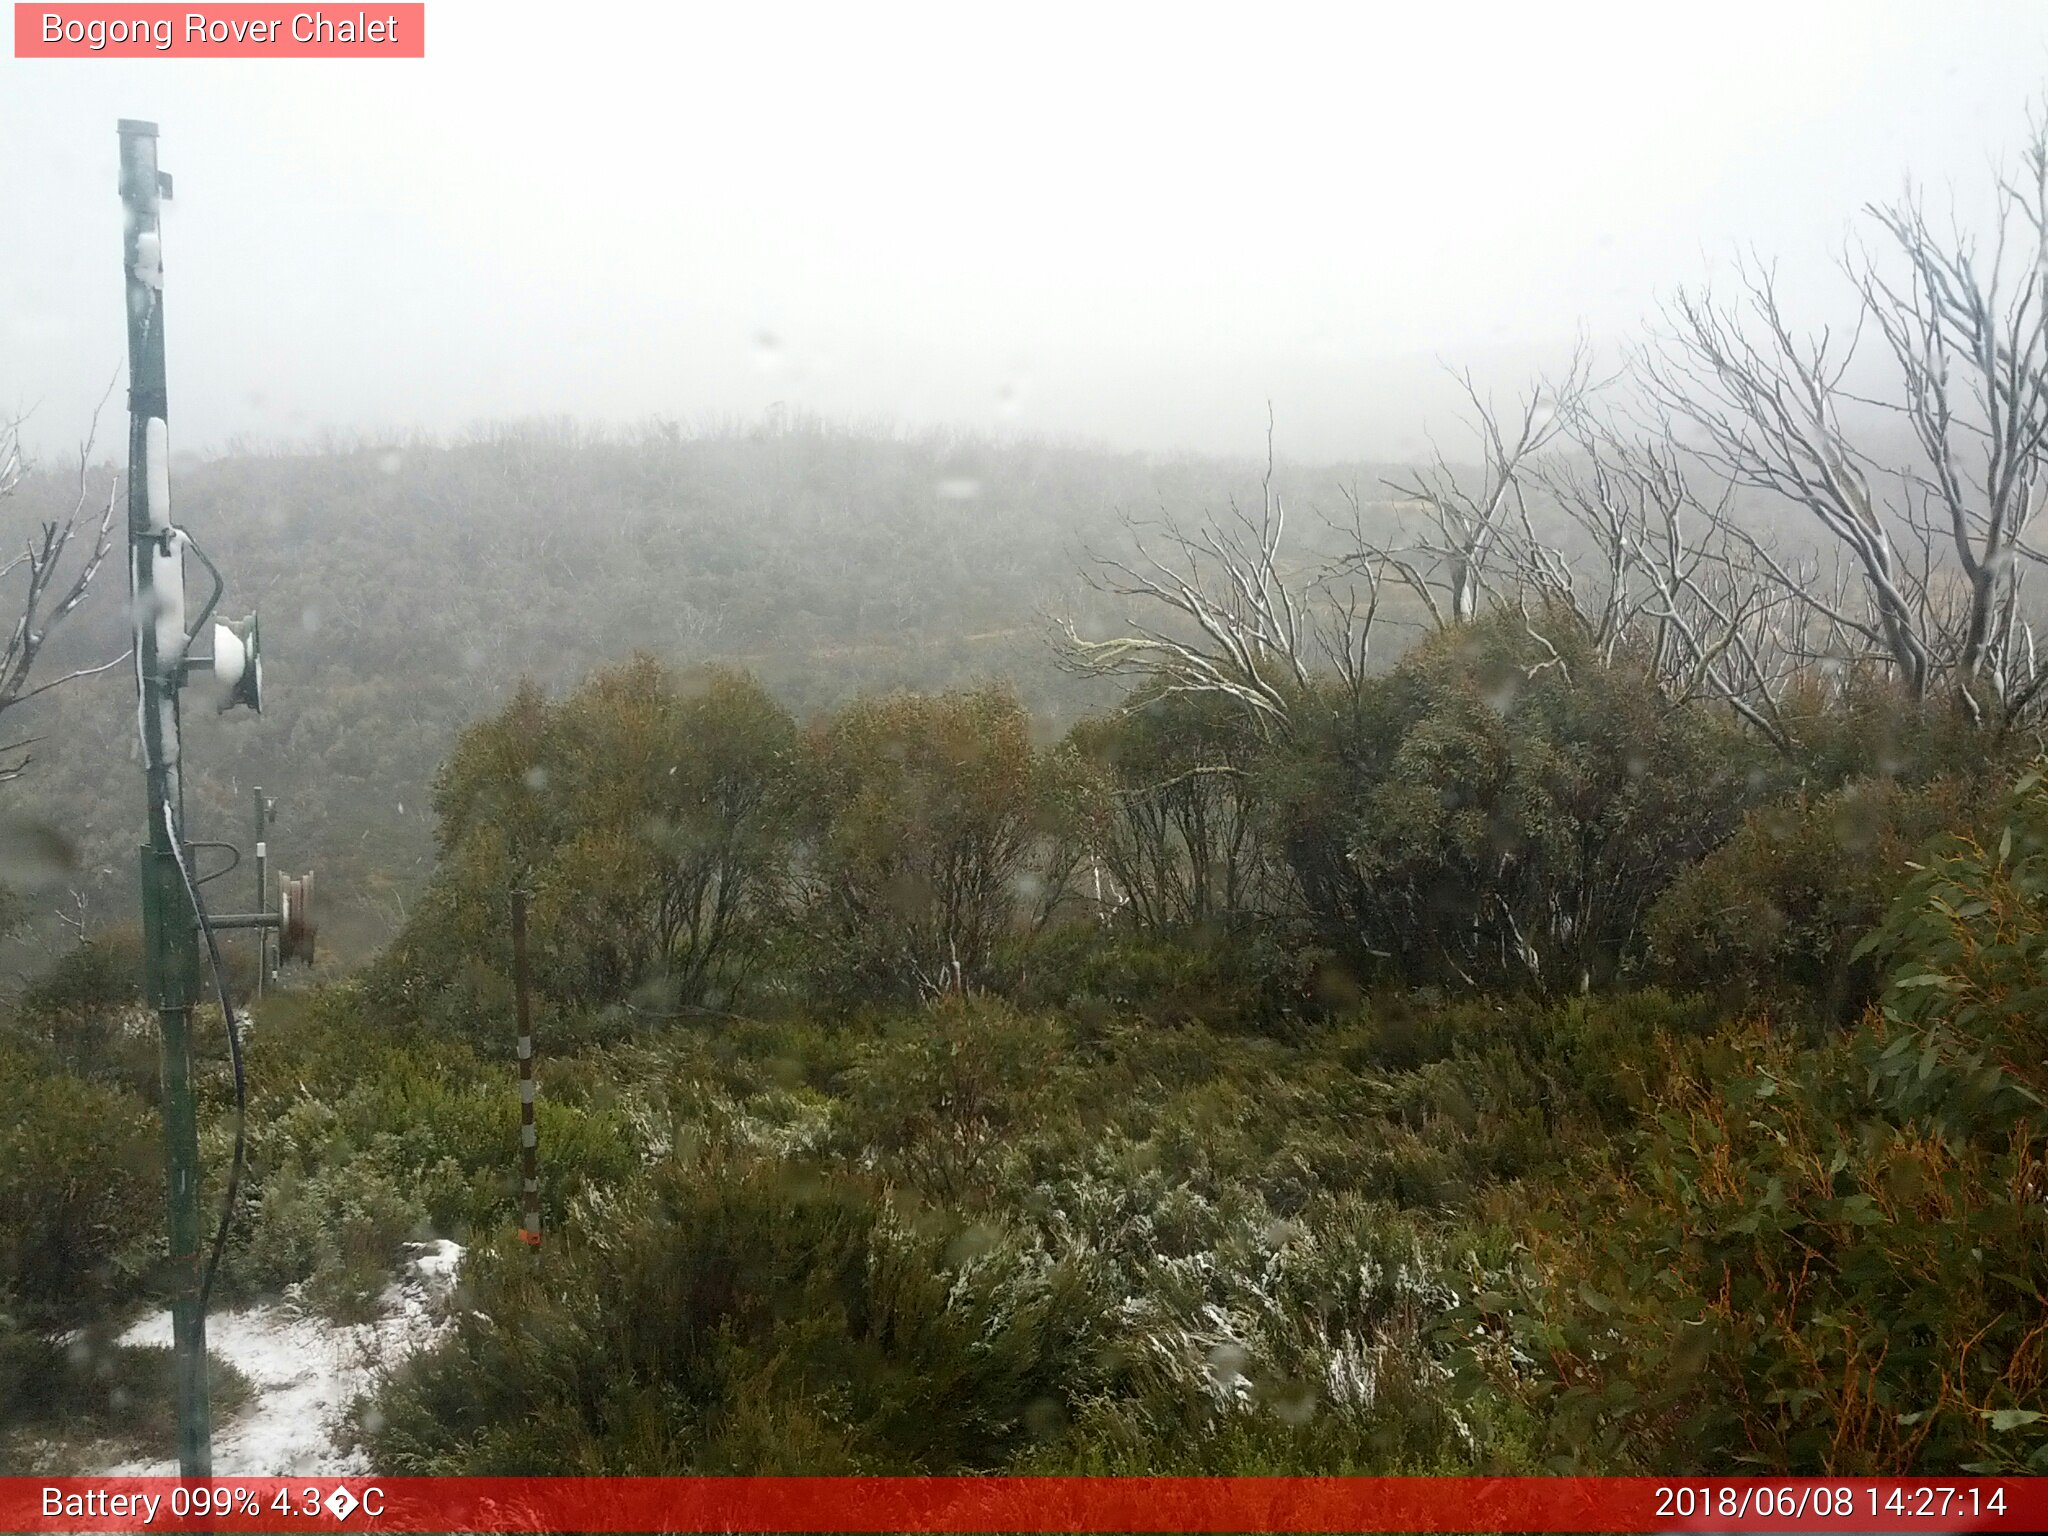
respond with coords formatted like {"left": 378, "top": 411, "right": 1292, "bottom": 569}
{"left": 119, "top": 115, "right": 213, "bottom": 1478}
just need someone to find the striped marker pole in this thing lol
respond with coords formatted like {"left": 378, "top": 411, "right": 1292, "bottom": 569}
{"left": 511, "top": 887, "right": 541, "bottom": 1248}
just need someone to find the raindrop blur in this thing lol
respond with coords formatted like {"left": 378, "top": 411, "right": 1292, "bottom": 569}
{"left": 1266, "top": 1378, "right": 1319, "bottom": 1425}
{"left": 1024, "top": 1396, "right": 1068, "bottom": 1439}
{"left": 1206, "top": 1341, "right": 1249, "bottom": 1386}
{"left": 0, "top": 816, "right": 78, "bottom": 888}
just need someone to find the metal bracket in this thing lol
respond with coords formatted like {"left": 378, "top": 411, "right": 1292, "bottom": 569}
{"left": 182, "top": 531, "right": 224, "bottom": 642}
{"left": 198, "top": 912, "right": 280, "bottom": 932}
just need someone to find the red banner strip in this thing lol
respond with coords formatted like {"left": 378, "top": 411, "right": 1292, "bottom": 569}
{"left": 13, "top": 5, "right": 423, "bottom": 57}
{"left": 3, "top": 1476, "right": 2041, "bottom": 1533}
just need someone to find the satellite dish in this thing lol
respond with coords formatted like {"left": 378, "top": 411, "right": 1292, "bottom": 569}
{"left": 212, "top": 612, "right": 262, "bottom": 713}
{"left": 212, "top": 622, "right": 244, "bottom": 687}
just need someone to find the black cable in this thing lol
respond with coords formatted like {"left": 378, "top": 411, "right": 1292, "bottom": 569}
{"left": 135, "top": 522, "right": 245, "bottom": 1315}
{"left": 188, "top": 839, "right": 240, "bottom": 887}
{"left": 164, "top": 799, "right": 245, "bottom": 1315}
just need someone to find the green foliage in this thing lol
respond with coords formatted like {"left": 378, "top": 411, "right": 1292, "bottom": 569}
{"left": 1009, "top": 921, "right": 1337, "bottom": 1034}
{"left": 1776, "top": 670, "right": 2003, "bottom": 791}
{"left": 1060, "top": 688, "right": 1268, "bottom": 929}
{"left": 1853, "top": 762, "right": 2048, "bottom": 1117}
{"left": 10, "top": 928, "right": 153, "bottom": 1088}
{"left": 1453, "top": 1017, "right": 2048, "bottom": 1473}
{"left": 805, "top": 684, "right": 1054, "bottom": 1001}
{"left": 326, "top": 962, "right": 1741, "bottom": 1479}
{"left": 19, "top": 926, "right": 144, "bottom": 1019}
{"left": 367, "top": 1151, "right": 1114, "bottom": 1473}
{"left": 376, "top": 611, "right": 1776, "bottom": 1018}
{"left": 379, "top": 666, "right": 1077, "bottom": 1020}
{"left": 375, "top": 657, "right": 805, "bottom": 1027}
{"left": 233, "top": 1160, "right": 430, "bottom": 1321}
{"left": 837, "top": 1000, "right": 1071, "bottom": 1203}
{"left": 1267, "top": 613, "right": 1754, "bottom": 991}
{"left": 1649, "top": 775, "right": 1995, "bottom": 1019}
{"left": 0, "top": 1323, "right": 252, "bottom": 1466}
{"left": 1457, "top": 765, "right": 2048, "bottom": 1475}
{"left": 203, "top": 996, "right": 639, "bottom": 1312}
{"left": 0, "top": 1042, "right": 160, "bottom": 1332}
{"left": 357, "top": 975, "right": 1723, "bottom": 1472}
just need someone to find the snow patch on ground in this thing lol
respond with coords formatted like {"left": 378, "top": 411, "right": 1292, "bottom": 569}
{"left": 103, "top": 1240, "right": 462, "bottom": 1476}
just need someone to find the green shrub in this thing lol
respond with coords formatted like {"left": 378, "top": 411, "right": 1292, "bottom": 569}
{"left": 0, "top": 1320, "right": 252, "bottom": 1462}
{"left": 370, "top": 658, "right": 806, "bottom": 1031}
{"left": 1775, "top": 670, "right": 2006, "bottom": 791}
{"left": 0, "top": 1044, "right": 160, "bottom": 1331}
{"left": 1265, "top": 612, "right": 1755, "bottom": 993}
{"left": 1853, "top": 761, "right": 2048, "bottom": 1117}
{"left": 367, "top": 1151, "right": 1113, "bottom": 1473}
{"left": 1647, "top": 775, "right": 1992, "bottom": 1018}
{"left": 19, "top": 927, "right": 144, "bottom": 1019}
{"left": 1010, "top": 921, "right": 1339, "bottom": 1034}
{"left": 11, "top": 929, "right": 155, "bottom": 1090}
{"left": 211, "top": 1002, "right": 640, "bottom": 1308}
{"left": 1316, "top": 990, "right": 1717, "bottom": 1192}
{"left": 804, "top": 685, "right": 1054, "bottom": 1002}
{"left": 227, "top": 1160, "right": 432, "bottom": 1321}
{"left": 836, "top": 1000, "right": 1070, "bottom": 1203}
{"left": 1458, "top": 767, "right": 2048, "bottom": 1474}
{"left": 1453, "top": 1015, "right": 2048, "bottom": 1473}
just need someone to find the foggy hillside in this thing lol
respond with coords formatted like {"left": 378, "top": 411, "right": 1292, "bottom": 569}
{"left": 2, "top": 416, "right": 1409, "bottom": 957}
{"left": 8, "top": 2, "right": 2048, "bottom": 1495}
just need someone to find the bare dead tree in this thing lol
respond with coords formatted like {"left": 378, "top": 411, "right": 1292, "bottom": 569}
{"left": 1526, "top": 409, "right": 1812, "bottom": 751}
{"left": 1054, "top": 413, "right": 1381, "bottom": 738}
{"left": 52, "top": 886, "right": 89, "bottom": 945}
{"left": 0, "top": 403, "right": 124, "bottom": 780}
{"left": 1346, "top": 344, "right": 1595, "bottom": 629}
{"left": 1640, "top": 114, "right": 2048, "bottom": 731}
{"left": 1056, "top": 366, "right": 1618, "bottom": 747}
{"left": 1060, "top": 373, "right": 1831, "bottom": 763}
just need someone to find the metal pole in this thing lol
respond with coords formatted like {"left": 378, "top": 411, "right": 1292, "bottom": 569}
{"left": 252, "top": 787, "right": 267, "bottom": 998}
{"left": 511, "top": 889, "right": 541, "bottom": 1246}
{"left": 120, "top": 117, "right": 211, "bottom": 1478}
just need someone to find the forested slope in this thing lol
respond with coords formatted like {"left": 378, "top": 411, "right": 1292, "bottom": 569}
{"left": 2, "top": 419, "right": 1391, "bottom": 957}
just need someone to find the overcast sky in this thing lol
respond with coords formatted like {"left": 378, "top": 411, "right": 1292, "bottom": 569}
{"left": 4, "top": 1, "right": 2048, "bottom": 464}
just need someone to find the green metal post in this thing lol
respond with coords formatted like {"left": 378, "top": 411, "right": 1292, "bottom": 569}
{"left": 120, "top": 117, "right": 211, "bottom": 1479}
